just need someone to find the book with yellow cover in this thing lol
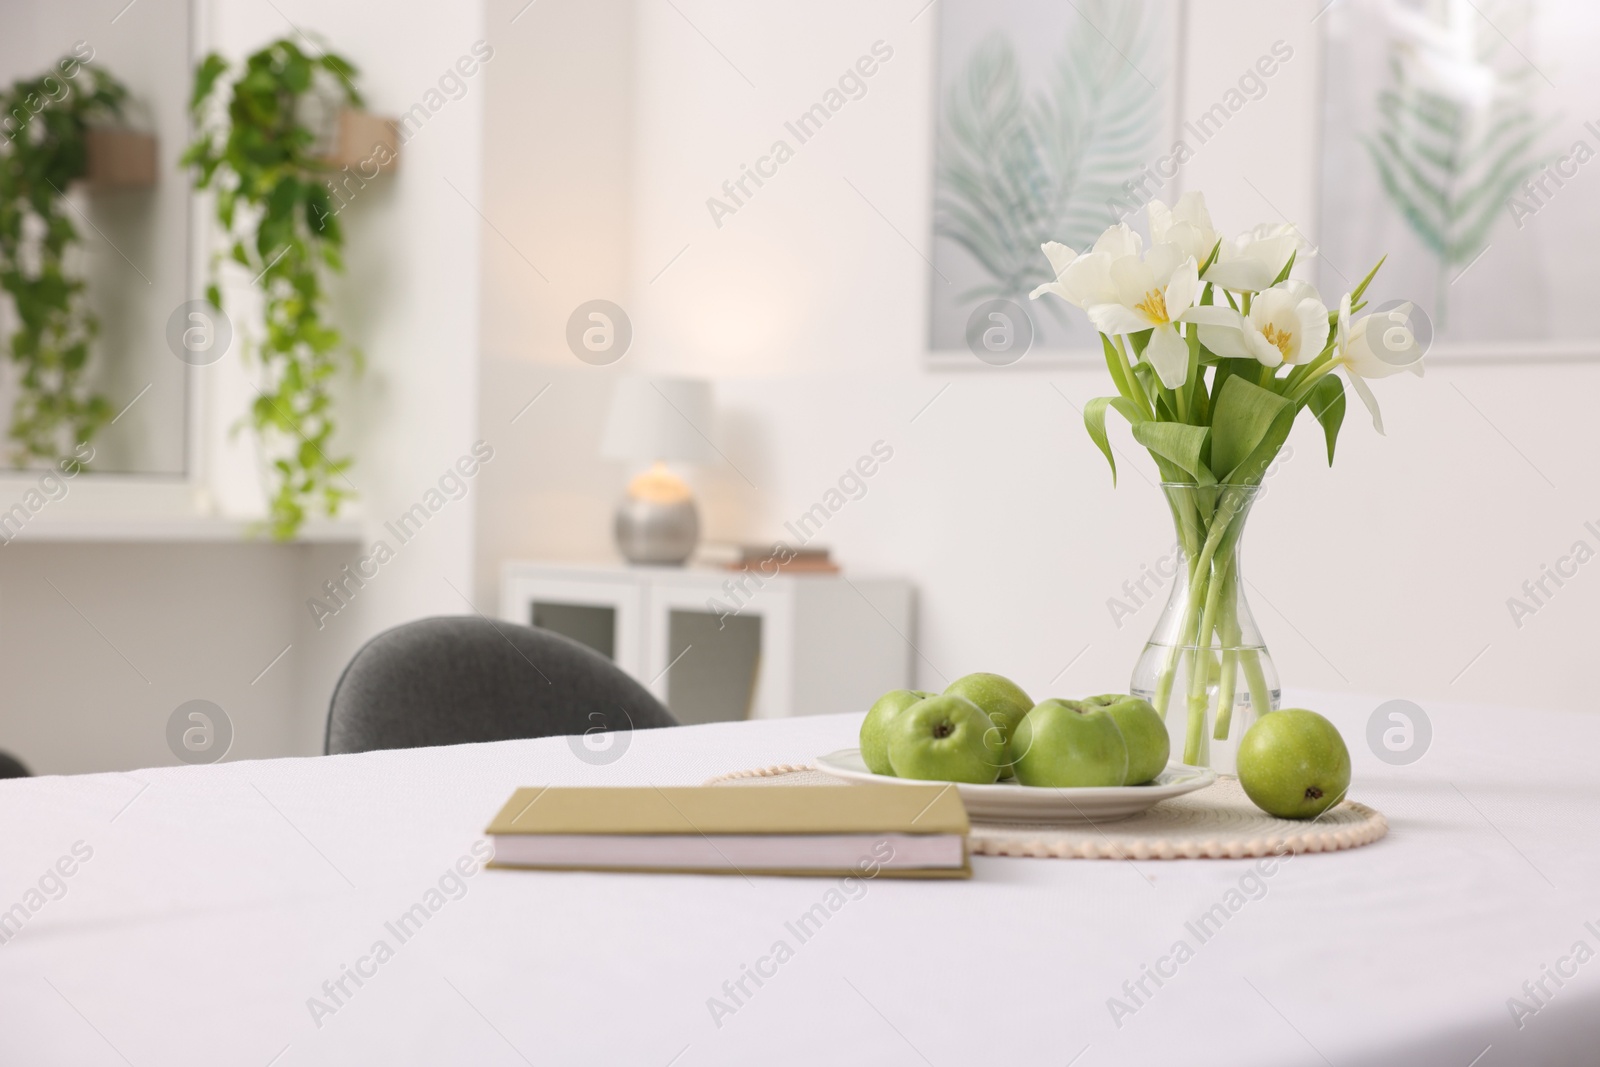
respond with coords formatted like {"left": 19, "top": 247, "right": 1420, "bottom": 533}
{"left": 485, "top": 784, "right": 970, "bottom": 878}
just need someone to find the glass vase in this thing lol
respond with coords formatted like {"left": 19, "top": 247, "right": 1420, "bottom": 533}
{"left": 1130, "top": 483, "right": 1280, "bottom": 775}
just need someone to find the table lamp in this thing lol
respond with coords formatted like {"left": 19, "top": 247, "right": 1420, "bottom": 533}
{"left": 599, "top": 377, "right": 718, "bottom": 565}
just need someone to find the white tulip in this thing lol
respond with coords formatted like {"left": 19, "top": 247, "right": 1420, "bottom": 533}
{"left": 1028, "top": 224, "right": 1143, "bottom": 309}
{"left": 1330, "top": 295, "right": 1423, "bottom": 435}
{"left": 1147, "top": 192, "right": 1220, "bottom": 265}
{"left": 1205, "top": 223, "right": 1314, "bottom": 293}
{"left": 1199, "top": 279, "right": 1330, "bottom": 369}
{"left": 1343, "top": 300, "right": 1426, "bottom": 379}
{"left": 1033, "top": 228, "right": 1236, "bottom": 389}
{"left": 1095, "top": 245, "right": 1242, "bottom": 388}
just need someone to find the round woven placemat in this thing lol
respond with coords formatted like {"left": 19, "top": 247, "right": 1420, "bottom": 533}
{"left": 705, "top": 764, "right": 1387, "bottom": 860}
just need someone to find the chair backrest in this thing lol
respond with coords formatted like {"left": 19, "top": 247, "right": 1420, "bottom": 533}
{"left": 325, "top": 616, "right": 677, "bottom": 755}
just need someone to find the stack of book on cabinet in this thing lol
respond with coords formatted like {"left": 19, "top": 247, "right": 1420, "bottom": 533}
{"left": 699, "top": 542, "right": 840, "bottom": 574}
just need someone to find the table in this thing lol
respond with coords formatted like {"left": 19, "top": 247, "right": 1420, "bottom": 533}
{"left": 2, "top": 691, "right": 1596, "bottom": 1066}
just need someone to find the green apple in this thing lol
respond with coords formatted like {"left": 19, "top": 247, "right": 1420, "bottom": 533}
{"left": 1010, "top": 699, "right": 1128, "bottom": 788}
{"left": 886, "top": 695, "right": 1004, "bottom": 784}
{"left": 1083, "top": 694, "right": 1169, "bottom": 785}
{"left": 944, "top": 673, "right": 1033, "bottom": 777}
{"left": 859, "top": 689, "right": 937, "bottom": 776}
{"left": 1236, "top": 709, "right": 1351, "bottom": 819}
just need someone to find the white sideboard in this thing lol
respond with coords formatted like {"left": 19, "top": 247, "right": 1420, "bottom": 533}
{"left": 499, "top": 560, "right": 914, "bottom": 723}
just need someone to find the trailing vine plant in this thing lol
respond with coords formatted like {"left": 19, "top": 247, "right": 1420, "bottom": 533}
{"left": 0, "top": 57, "right": 126, "bottom": 467}
{"left": 183, "top": 39, "right": 362, "bottom": 539}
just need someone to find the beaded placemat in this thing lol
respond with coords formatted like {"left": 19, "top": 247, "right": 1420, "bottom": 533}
{"left": 705, "top": 764, "right": 1388, "bottom": 860}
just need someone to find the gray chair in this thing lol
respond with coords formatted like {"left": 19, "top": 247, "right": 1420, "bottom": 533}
{"left": 325, "top": 616, "right": 677, "bottom": 755}
{"left": 0, "top": 751, "right": 29, "bottom": 778}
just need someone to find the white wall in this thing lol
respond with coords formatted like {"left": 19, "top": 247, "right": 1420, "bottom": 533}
{"left": 476, "top": 0, "right": 1600, "bottom": 718}
{"left": 474, "top": 0, "right": 639, "bottom": 609}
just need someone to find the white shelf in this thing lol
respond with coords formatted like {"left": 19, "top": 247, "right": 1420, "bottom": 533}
{"left": 502, "top": 557, "right": 879, "bottom": 583}
{"left": 501, "top": 558, "right": 915, "bottom": 721}
{"left": 2, "top": 515, "right": 366, "bottom": 545}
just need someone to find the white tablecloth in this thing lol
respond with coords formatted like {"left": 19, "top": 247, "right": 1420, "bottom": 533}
{"left": 1, "top": 691, "right": 1596, "bottom": 1066}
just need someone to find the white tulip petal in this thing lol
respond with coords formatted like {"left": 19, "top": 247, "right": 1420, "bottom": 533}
{"left": 1346, "top": 370, "right": 1386, "bottom": 435}
{"left": 1094, "top": 224, "right": 1143, "bottom": 261}
{"left": 1058, "top": 251, "right": 1119, "bottom": 308}
{"left": 1145, "top": 242, "right": 1188, "bottom": 285}
{"left": 1087, "top": 302, "right": 1154, "bottom": 335}
{"left": 1169, "top": 222, "right": 1219, "bottom": 264}
{"left": 1164, "top": 256, "right": 1200, "bottom": 316}
{"left": 1143, "top": 325, "right": 1191, "bottom": 389}
{"left": 1278, "top": 278, "right": 1323, "bottom": 306}
{"left": 1373, "top": 305, "right": 1424, "bottom": 368}
{"left": 1033, "top": 242, "right": 1096, "bottom": 305}
{"left": 1174, "top": 191, "right": 1211, "bottom": 226}
{"left": 1109, "top": 256, "right": 1160, "bottom": 313}
{"left": 1247, "top": 331, "right": 1284, "bottom": 368}
{"left": 1292, "top": 298, "right": 1331, "bottom": 365}
{"left": 1148, "top": 193, "right": 1215, "bottom": 262}
{"left": 1182, "top": 304, "right": 1247, "bottom": 328}
{"left": 1146, "top": 199, "right": 1174, "bottom": 243}
{"left": 1202, "top": 259, "right": 1278, "bottom": 293}
{"left": 1205, "top": 225, "right": 1309, "bottom": 293}
{"left": 1198, "top": 322, "right": 1253, "bottom": 359}
{"left": 1247, "top": 286, "right": 1297, "bottom": 328}
{"left": 1342, "top": 318, "right": 1377, "bottom": 376}
{"left": 1254, "top": 233, "right": 1302, "bottom": 276}
{"left": 1248, "top": 222, "right": 1312, "bottom": 254}
{"left": 1346, "top": 312, "right": 1421, "bottom": 378}
{"left": 1040, "top": 241, "right": 1080, "bottom": 277}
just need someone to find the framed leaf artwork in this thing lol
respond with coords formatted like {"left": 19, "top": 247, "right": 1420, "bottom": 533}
{"left": 927, "top": 0, "right": 1186, "bottom": 366}
{"left": 1317, "top": 0, "right": 1600, "bottom": 359}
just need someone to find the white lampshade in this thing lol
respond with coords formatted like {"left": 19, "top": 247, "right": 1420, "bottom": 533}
{"left": 600, "top": 377, "right": 719, "bottom": 465}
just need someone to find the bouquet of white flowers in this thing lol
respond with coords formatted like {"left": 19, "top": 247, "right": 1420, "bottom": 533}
{"left": 1031, "top": 192, "right": 1424, "bottom": 768}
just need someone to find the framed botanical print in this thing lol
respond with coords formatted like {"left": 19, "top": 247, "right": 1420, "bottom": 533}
{"left": 927, "top": 0, "right": 1186, "bottom": 365}
{"left": 1318, "top": 0, "right": 1600, "bottom": 359}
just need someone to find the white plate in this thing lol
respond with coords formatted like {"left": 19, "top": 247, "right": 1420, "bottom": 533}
{"left": 813, "top": 749, "right": 1217, "bottom": 825}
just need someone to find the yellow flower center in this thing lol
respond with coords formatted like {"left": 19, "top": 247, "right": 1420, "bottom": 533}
{"left": 1262, "top": 323, "right": 1294, "bottom": 360}
{"left": 1133, "top": 288, "right": 1169, "bottom": 324}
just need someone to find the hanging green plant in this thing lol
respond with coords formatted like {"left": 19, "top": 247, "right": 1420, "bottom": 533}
{"left": 183, "top": 39, "right": 363, "bottom": 540}
{"left": 0, "top": 58, "right": 127, "bottom": 467}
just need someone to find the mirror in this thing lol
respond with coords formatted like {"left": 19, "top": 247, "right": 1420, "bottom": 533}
{"left": 0, "top": 0, "right": 192, "bottom": 476}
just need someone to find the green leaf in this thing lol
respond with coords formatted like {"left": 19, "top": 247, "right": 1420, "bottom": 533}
{"left": 1307, "top": 373, "right": 1346, "bottom": 465}
{"left": 1348, "top": 256, "right": 1385, "bottom": 308}
{"left": 1209, "top": 376, "right": 1291, "bottom": 483}
{"left": 1100, "top": 333, "right": 1132, "bottom": 402}
{"left": 1130, "top": 421, "right": 1212, "bottom": 484}
{"left": 1083, "top": 394, "right": 1141, "bottom": 484}
{"left": 284, "top": 52, "right": 313, "bottom": 94}
{"left": 1184, "top": 325, "right": 1201, "bottom": 416}
{"left": 191, "top": 53, "right": 229, "bottom": 111}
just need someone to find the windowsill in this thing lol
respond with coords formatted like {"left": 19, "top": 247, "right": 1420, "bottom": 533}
{"left": 1, "top": 515, "right": 366, "bottom": 545}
